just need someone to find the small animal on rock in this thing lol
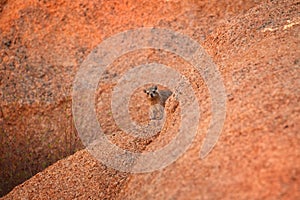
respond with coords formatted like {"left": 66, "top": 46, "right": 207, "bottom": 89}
{"left": 143, "top": 85, "right": 172, "bottom": 120}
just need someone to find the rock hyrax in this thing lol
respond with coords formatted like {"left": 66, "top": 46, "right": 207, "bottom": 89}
{"left": 143, "top": 85, "right": 172, "bottom": 120}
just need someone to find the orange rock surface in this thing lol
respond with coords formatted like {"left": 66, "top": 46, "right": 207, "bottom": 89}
{"left": 0, "top": 0, "right": 299, "bottom": 199}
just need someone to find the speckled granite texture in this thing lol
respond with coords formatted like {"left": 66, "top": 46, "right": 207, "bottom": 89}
{"left": 0, "top": 0, "right": 299, "bottom": 199}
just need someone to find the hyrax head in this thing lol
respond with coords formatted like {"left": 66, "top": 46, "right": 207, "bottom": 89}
{"left": 143, "top": 85, "right": 159, "bottom": 99}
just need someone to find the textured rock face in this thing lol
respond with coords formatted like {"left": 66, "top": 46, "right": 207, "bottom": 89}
{"left": 1, "top": 0, "right": 299, "bottom": 199}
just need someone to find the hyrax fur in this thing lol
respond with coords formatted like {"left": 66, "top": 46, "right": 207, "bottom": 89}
{"left": 143, "top": 85, "right": 172, "bottom": 120}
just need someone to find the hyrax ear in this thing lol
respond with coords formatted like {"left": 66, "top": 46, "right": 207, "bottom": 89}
{"left": 154, "top": 85, "right": 157, "bottom": 90}
{"left": 143, "top": 89, "right": 147, "bottom": 93}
